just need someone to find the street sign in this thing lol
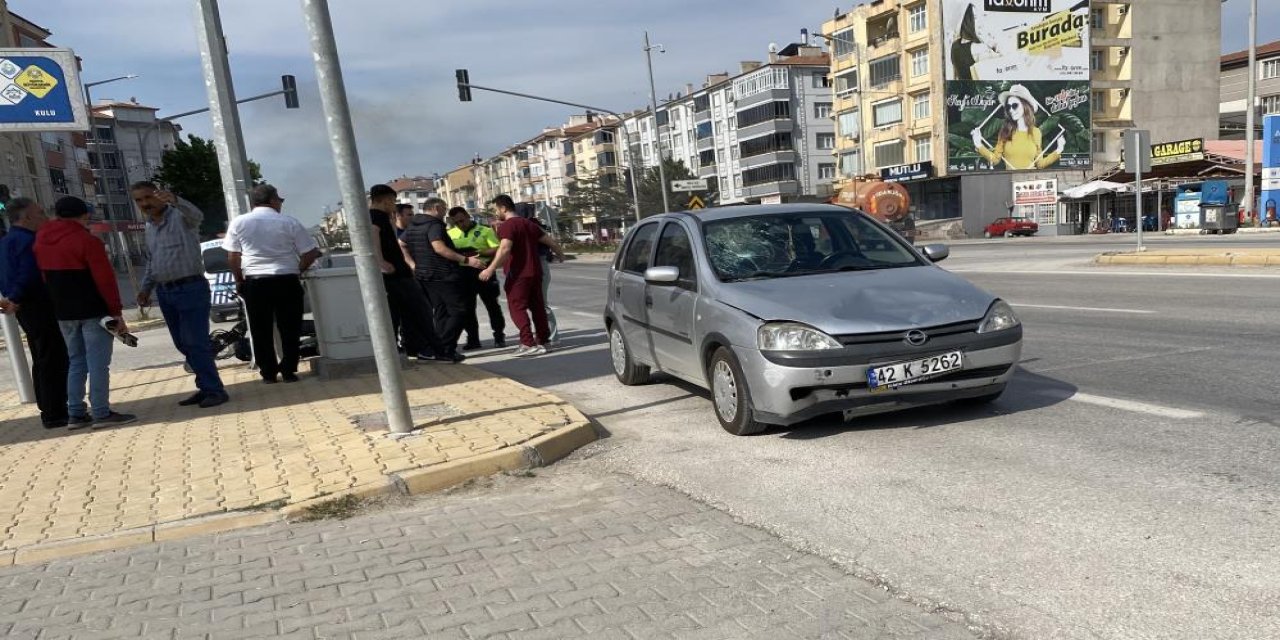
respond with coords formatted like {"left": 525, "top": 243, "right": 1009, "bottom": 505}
{"left": 671, "top": 179, "right": 708, "bottom": 192}
{"left": 686, "top": 195, "right": 705, "bottom": 210}
{"left": 0, "top": 48, "right": 87, "bottom": 132}
{"left": 1122, "top": 130, "right": 1152, "bottom": 174}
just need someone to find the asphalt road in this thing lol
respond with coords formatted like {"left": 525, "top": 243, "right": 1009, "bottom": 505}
{"left": 472, "top": 239, "right": 1280, "bottom": 640}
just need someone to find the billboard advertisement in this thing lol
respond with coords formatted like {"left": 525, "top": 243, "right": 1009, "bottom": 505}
{"left": 943, "top": 1, "right": 1091, "bottom": 173}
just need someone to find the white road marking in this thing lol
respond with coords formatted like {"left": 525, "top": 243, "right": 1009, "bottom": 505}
{"left": 1011, "top": 303, "right": 1154, "bottom": 315}
{"left": 950, "top": 268, "right": 1280, "bottom": 279}
{"left": 1035, "top": 390, "right": 1205, "bottom": 419}
{"left": 553, "top": 308, "right": 601, "bottom": 320}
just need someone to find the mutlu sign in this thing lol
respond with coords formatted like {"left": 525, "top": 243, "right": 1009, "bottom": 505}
{"left": 879, "top": 162, "right": 934, "bottom": 183}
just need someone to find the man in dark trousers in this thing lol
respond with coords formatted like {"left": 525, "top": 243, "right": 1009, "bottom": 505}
{"left": 0, "top": 198, "right": 70, "bottom": 428}
{"left": 133, "top": 182, "right": 229, "bottom": 407}
{"left": 479, "top": 195, "right": 564, "bottom": 357}
{"left": 34, "top": 196, "right": 136, "bottom": 428}
{"left": 447, "top": 207, "right": 505, "bottom": 350}
{"left": 223, "top": 184, "right": 322, "bottom": 383}
{"left": 368, "top": 184, "right": 450, "bottom": 361}
{"left": 400, "top": 198, "right": 483, "bottom": 363}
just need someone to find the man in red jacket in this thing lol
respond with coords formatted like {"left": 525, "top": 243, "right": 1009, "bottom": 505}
{"left": 34, "top": 196, "right": 136, "bottom": 428}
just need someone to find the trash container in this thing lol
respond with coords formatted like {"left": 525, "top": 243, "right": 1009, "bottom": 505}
{"left": 1200, "top": 202, "right": 1239, "bottom": 234}
{"left": 304, "top": 266, "right": 375, "bottom": 378}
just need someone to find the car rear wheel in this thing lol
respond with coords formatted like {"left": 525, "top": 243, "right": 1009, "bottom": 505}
{"left": 708, "top": 347, "right": 768, "bottom": 436}
{"left": 954, "top": 384, "right": 1007, "bottom": 406}
{"left": 609, "top": 325, "right": 650, "bottom": 386}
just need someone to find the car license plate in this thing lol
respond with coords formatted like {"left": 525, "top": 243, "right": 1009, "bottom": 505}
{"left": 867, "top": 351, "right": 963, "bottom": 391}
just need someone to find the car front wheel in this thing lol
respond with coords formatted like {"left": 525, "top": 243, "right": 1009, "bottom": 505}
{"left": 984, "top": 230, "right": 993, "bottom": 238}
{"left": 609, "top": 325, "right": 650, "bottom": 386}
{"left": 708, "top": 347, "right": 768, "bottom": 436}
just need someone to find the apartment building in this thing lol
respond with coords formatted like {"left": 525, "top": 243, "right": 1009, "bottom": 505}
{"left": 88, "top": 100, "right": 180, "bottom": 220}
{"left": 823, "top": 0, "right": 1221, "bottom": 236}
{"left": 1220, "top": 40, "right": 1280, "bottom": 139}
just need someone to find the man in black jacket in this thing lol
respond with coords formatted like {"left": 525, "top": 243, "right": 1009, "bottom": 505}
{"left": 400, "top": 197, "right": 483, "bottom": 362}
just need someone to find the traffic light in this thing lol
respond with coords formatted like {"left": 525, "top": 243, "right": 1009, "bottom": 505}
{"left": 281, "top": 75, "right": 299, "bottom": 109}
{"left": 456, "top": 69, "right": 471, "bottom": 102}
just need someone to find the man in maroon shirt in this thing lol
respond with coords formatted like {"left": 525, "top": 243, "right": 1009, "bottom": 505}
{"left": 480, "top": 195, "right": 564, "bottom": 357}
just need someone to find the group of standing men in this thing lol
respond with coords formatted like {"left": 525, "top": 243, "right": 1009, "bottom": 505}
{"left": 371, "top": 186, "right": 563, "bottom": 361}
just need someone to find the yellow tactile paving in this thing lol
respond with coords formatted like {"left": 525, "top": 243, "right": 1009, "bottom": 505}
{"left": 0, "top": 361, "right": 580, "bottom": 551}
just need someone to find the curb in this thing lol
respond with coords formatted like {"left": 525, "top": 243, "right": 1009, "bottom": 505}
{"left": 1095, "top": 253, "right": 1280, "bottom": 267}
{"left": 4, "top": 420, "right": 597, "bottom": 566}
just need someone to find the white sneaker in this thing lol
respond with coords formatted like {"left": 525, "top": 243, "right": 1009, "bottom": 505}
{"left": 514, "top": 345, "right": 546, "bottom": 358}
{"left": 511, "top": 345, "right": 532, "bottom": 357}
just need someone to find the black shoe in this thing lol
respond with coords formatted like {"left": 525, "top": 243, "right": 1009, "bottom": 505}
{"left": 432, "top": 352, "right": 466, "bottom": 364}
{"left": 42, "top": 419, "right": 68, "bottom": 429}
{"left": 413, "top": 351, "right": 437, "bottom": 361}
{"left": 178, "top": 391, "right": 207, "bottom": 407}
{"left": 67, "top": 415, "right": 93, "bottom": 430}
{"left": 92, "top": 412, "right": 137, "bottom": 428}
{"left": 198, "top": 392, "right": 229, "bottom": 408}
{"left": 493, "top": 336, "right": 507, "bottom": 349}
{"left": 262, "top": 375, "right": 279, "bottom": 384}
{"left": 282, "top": 373, "right": 300, "bottom": 383}
{"left": 461, "top": 341, "right": 483, "bottom": 352}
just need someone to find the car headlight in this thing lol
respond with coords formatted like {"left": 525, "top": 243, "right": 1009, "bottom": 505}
{"left": 977, "top": 300, "right": 1020, "bottom": 333}
{"left": 757, "top": 323, "right": 842, "bottom": 351}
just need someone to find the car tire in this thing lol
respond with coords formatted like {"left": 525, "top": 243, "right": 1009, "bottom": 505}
{"left": 609, "top": 325, "right": 650, "bottom": 386}
{"left": 708, "top": 347, "right": 768, "bottom": 436}
{"left": 1004, "top": 230, "right": 1015, "bottom": 238}
{"left": 984, "top": 230, "right": 993, "bottom": 239}
{"left": 955, "top": 384, "right": 1007, "bottom": 406}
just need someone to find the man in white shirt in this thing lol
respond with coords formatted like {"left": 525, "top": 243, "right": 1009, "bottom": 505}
{"left": 223, "top": 184, "right": 322, "bottom": 383}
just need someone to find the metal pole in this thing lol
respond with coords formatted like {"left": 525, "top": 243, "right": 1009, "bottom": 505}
{"left": 644, "top": 32, "right": 670, "bottom": 213}
{"left": 618, "top": 119, "right": 644, "bottom": 222}
{"left": 1135, "top": 164, "right": 1144, "bottom": 251}
{"left": 194, "top": 0, "right": 253, "bottom": 221}
{"left": 1, "top": 308, "right": 33, "bottom": 403}
{"left": 299, "top": 0, "right": 414, "bottom": 435}
{"left": 1243, "top": 0, "right": 1258, "bottom": 224}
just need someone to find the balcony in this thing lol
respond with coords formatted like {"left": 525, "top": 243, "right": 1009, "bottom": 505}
{"left": 866, "top": 13, "right": 900, "bottom": 51}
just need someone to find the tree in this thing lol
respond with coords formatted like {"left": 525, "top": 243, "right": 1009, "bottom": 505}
{"left": 637, "top": 158, "right": 699, "bottom": 215}
{"left": 559, "top": 176, "right": 632, "bottom": 229}
{"left": 152, "top": 135, "right": 263, "bottom": 238}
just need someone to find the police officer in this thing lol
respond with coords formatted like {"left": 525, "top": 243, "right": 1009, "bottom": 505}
{"left": 446, "top": 207, "right": 506, "bottom": 350}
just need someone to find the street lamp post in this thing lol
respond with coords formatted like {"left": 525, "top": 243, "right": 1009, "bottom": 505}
{"left": 643, "top": 32, "right": 670, "bottom": 213}
{"left": 1243, "top": 0, "right": 1258, "bottom": 224}
{"left": 83, "top": 74, "right": 145, "bottom": 317}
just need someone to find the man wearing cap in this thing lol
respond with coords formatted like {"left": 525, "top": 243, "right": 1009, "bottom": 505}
{"left": 446, "top": 207, "right": 506, "bottom": 350}
{"left": 133, "top": 181, "right": 229, "bottom": 408}
{"left": 223, "top": 184, "right": 323, "bottom": 383}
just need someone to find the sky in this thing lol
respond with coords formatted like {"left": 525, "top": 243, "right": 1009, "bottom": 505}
{"left": 22, "top": 0, "right": 1279, "bottom": 226}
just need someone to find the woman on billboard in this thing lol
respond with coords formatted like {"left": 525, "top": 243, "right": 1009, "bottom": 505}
{"left": 970, "top": 84, "right": 1066, "bottom": 170}
{"left": 950, "top": 4, "right": 999, "bottom": 81}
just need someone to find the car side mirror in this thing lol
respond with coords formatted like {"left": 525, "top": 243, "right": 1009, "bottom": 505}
{"left": 921, "top": 244, "right": 949, "bottom": 263}
{"left": 644, "top": 266, "right": 680, "bottom": 284}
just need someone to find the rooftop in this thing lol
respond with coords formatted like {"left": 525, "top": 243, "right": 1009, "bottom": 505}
{"left": 1221, "top": 40, "right": 1280, "bottom": 67}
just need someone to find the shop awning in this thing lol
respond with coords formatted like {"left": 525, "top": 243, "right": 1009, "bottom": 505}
{"left": 1060, "top": 180, "right": 1131, "bottom": 199}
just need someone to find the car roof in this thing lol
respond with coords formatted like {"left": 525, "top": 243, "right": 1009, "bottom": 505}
{"left": 647, "top": 203, "right": 860, "bottom": 224}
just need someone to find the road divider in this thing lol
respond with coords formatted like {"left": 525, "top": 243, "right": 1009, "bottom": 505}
{"left": 1011, "top": 303, "right": 1153, "bottom": 315}
{"left": 1095, "top": 249, "right": 1280, "bottom": 268}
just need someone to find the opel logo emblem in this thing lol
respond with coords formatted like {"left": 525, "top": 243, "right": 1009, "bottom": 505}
{"left": 904, "top": 330, "right": 928, "bottom": 346}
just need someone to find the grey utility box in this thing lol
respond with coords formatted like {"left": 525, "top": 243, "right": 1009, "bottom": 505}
{"left": 305, "top": 266, "right": 377, "bottom": 378}
{"left": 1199, "top": 203, "right": 1239, "bottom": 234}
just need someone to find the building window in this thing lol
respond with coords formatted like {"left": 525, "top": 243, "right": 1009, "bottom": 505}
{"left": 813, "top": 72, "right": 832, "bottom": 88}
{"left": 818, "top": 163, "right": 837, "bottom": 180}
{"left": 910, "top": 49, "right": 929, "bottom": 78}
{"left": 1092, "top": 9, "right": 1105, "bottom": 29}
{"left": 835, "top": 69, "right": 859, "bottom": 94}
{"left": 815, "top": 102, "right": 833, "bottom": 119}
{"left": 93, "top": 126, "right": 114, "bottom": 143}
{"left": 832, "top": 29, "right": 855, "bottom": 59}
{"left": 699, "top": 149, "right": 716, "bottom": 167}
{"left": 1263, "top": 60, "right": 1280, "bottom": 80}
{"left": 837, "top": 110, "right": 860, "bottom": 139}
{"left": 1093, "top": 91, "right": 1106, "bottom": 114}
{"left": 1263, "top": 95, "right": 1280, "bottom": 115}
{"left": 873, "top": 140, "right": 905, "bottom": 168}
{"left": 739, "top": 132, "right": 794, "bottom": 158}
{"left": 742, "top": 162, "right": 796, "bottom": 187}
{"left": 1092, "top": 132, "right": 1107, "bottom": 154}
{"left": 1091, "top": 49, "right": 1105, "bottom": 72}
{"left": 872, "top": 99, "right": 903, "bottom": 127}
{"left": 839, "top": 150, "right": 862, "bottom": 177}
{"left": 912, "top": 92, "right": 930, "bottom": 120}
{"left": 736, "top": 100, "right": 791, "bottom": 128}
{"left": 695, "top": 121, "right": 714, "bottom": 140}
{"left": 869, "top": 55, "right": 901, "bottom": 87}
{"left": 909, "top": 4, "right": 927, "bottom": 33}
{"left": 49, "top": 168, "right": 68, "bottom": 194}
{"left": 816, "top": 133, "right": 836, "bottom": 150}
{"left": 914, "top": 137, "right": 931, "bottom": 163}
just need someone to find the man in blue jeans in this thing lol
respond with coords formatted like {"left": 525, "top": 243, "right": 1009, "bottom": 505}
{"left": 132, "top": 182, "right": 229, "bottom": 408}
{"left": 34, "top": 196, "right": 136, "bottom": 428}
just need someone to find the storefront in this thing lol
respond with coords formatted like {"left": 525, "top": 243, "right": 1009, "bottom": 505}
{"left": 880, "top": 162, "right": 963, "bottom": 223}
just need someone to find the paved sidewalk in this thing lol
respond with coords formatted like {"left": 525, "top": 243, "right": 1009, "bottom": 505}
{"left": 0, "top": 361, "right": 590, "bottom": 562}
{"left": 0, "top": 465, "right": 978, "bottom": 639}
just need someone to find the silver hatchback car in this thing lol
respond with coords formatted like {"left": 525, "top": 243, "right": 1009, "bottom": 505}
{"left": 603, "top": 204, "right": 1023, "bottom": 435}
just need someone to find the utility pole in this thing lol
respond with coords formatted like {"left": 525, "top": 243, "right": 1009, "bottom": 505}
{"left": 299, "top": 0, "right": 414, "bottom": 435}
{"left": 643, "top": 32, "right": 670, "bottom": 213}
{"left": 194, "top": 0, "right": 253, "bottom": 221}
{"left": 1243, "top": 0, "right": 1259, "bottom": 224}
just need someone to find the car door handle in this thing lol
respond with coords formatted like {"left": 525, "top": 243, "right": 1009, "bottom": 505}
{"left": 644, "top": 295, "right": 653, "bottom": 308}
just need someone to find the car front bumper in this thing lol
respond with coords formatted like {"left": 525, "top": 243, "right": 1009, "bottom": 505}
{"left": 737, "top": 337, "right": 1023, "bottom": 426}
